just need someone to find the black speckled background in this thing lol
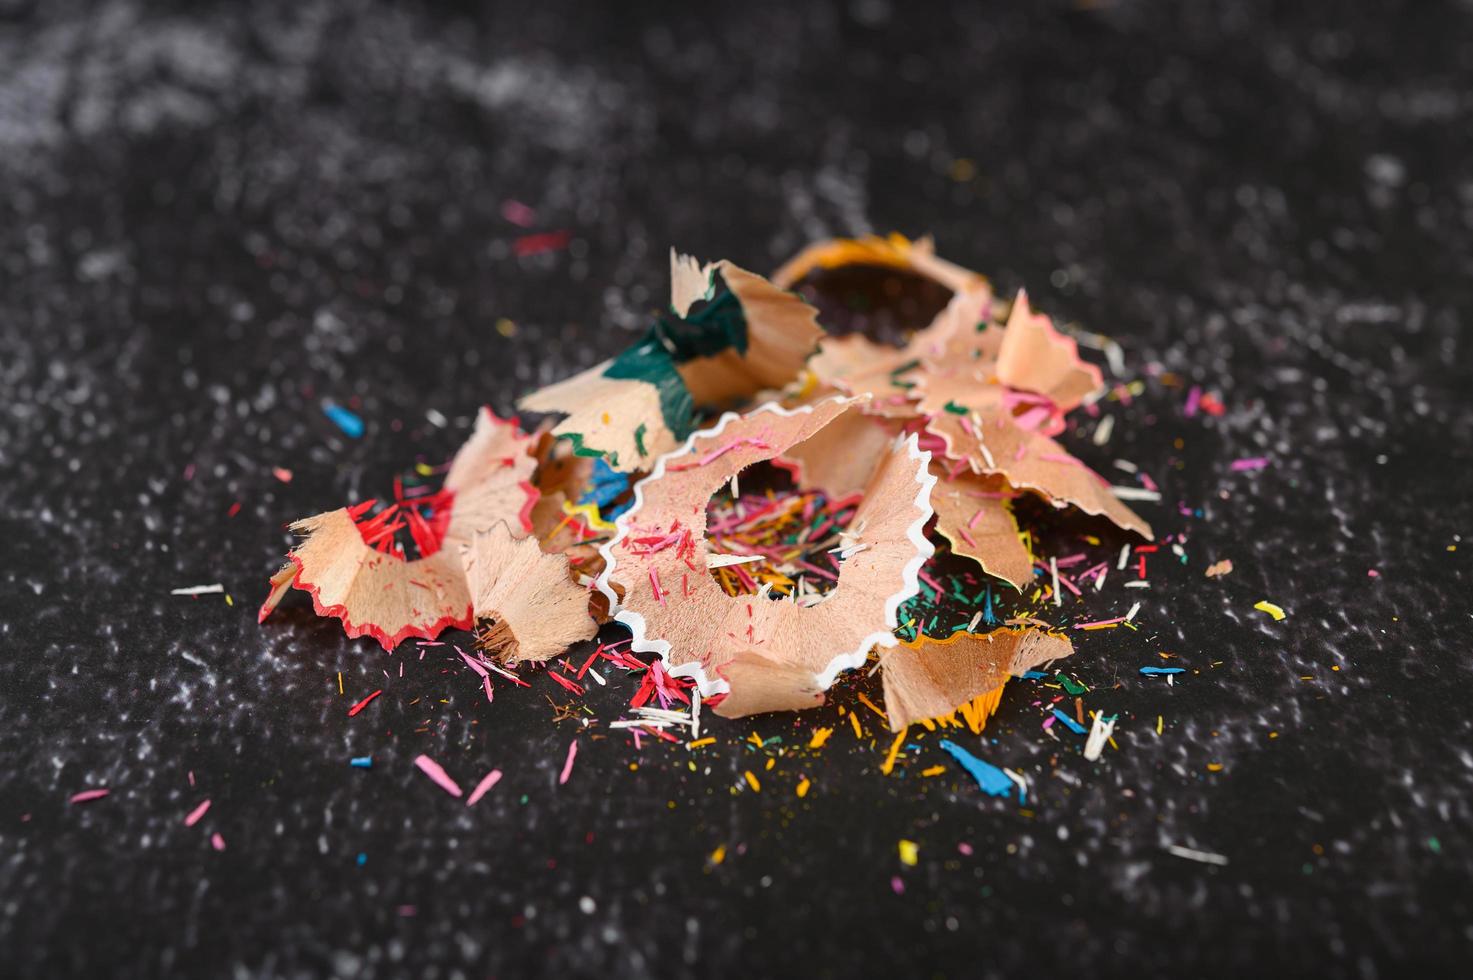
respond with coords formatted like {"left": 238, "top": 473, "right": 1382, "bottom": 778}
{"left": 3, "top": 1, "right": 1472, "bottom": 977}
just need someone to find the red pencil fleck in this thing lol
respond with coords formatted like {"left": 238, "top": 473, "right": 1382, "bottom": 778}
{"left": 69, "top": 788, "right": 110, "bottom": 805}
{"left": 642, "top": 725, "right": 680, "bottom": 744}
{"left": 514, "top": 230, "right": 571, "bottom": 257}
{"left": 577, "top": 646, "right": 603, "bottom": 679}
{"left": 548, "top": 670, "right": 585, "bottom": 697}
{"left": 347, "top": 689, "right": 383, "bottom": 717}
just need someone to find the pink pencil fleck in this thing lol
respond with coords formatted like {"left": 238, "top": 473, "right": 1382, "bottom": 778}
{"left": 210, "top": 832, "right": 226, "bottom": 851}
{"left": 667, "top": 437, "right": 771, "bottom": 471}
{"left": 414, "top": 754, "right": 463, "bottom": 797}
{"left": 559, "top": 740, "right": 578, "bottom": 785}
{"left": 1073, "top": 616, "right": 1124, "bottom": 629}
{"left": 500, "top": 199, "right": 537, "bottom": 227}
{"left": 1230, "top": 457, "right": 1269, "bottom": 471}
{"left": 457, "top": 648, "right": 496, "bottom": 704}
{"left": 465, "top": 769, "right": 503, "bottom": 807}
{"left": 70, "top": 788, "right": 110, "bottom": 805}
{"left": 183, "top": 799, "right": 212, "bottom": 826}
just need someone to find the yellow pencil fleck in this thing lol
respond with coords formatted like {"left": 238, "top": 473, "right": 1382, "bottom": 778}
{"left": 898, "top": 839, "right": 919, "bottom": 866}
{"left": 1253, "top": 599, "right": 1287, "bottom": 621}
{"left": 849, "top": 712, "right": 864, "bottom": 739}
{"left": 710, "top": 844, "right": 726, "bottom": 865}
{"left": 808, "top": 727, "right": 833, "bottom": 749}
{"left": 743, "top": 771, "right": 761, "bottom": 792}
{"left": 688, "top": 737, "right": 715, "bottom": 749}
{"left": 920, "top": 765, "right": 946, "bottom": 777}
{"left": 856, "top": 693, "right": 888, "bottom": 723}
{"left": 796, "top": 777, "right": 811, "bottom": 798}
{"left": 1156, "top": 715, "right": 1163, "bottom": 735}
{"left": 337, "top": 671, "right": 343, "bottom": 695}
{"left": 881, "top": 726, "right": 908, "bottom": 776}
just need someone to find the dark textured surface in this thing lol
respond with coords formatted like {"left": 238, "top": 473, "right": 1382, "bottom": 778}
{"left": 3, "top": 1, "right": 1472, "bottom": 977}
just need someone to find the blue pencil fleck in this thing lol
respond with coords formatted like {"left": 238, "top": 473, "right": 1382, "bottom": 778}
{"left": 1140, "top": 666, "right": 1186, "bottom": 676}
{"left": 324, "top": 403, "right": 365, "bottom": 438}
{"left": 578, "top": 458, "right": 633, "bottom": 518}
{"left": 938, "top": 740, "right": 1015, "bottom": 799}
{"left": 1051, "top": 708, "right": 1088, "bottom": 734}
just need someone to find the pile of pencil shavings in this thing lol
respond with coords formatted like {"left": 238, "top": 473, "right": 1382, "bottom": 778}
{"left": 260, "top": 235, "right": 1152, "bottom": 732}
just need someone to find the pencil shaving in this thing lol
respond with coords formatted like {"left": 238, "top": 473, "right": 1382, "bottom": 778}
{"left": 520, "top": 253, "right": 822, "bottom": 470}
{"left": 995, "top": 290, "right": 1102, "bottom": 412}
{"left": 597, "top": 397, "right": 935, "bottom": 705}
{"left": 926, "top": 464, "right": 1033, "bottom": 590}
{"left": 259, "top": 409, "right": 537, "bottom": 650}
{"left": 882, "top": 628, "right": 1073, "bottom": 731}
{"left": 464, "top": 522, "right": 597, "bottom": 664}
